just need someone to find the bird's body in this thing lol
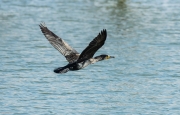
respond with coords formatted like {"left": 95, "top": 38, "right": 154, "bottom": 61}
{"left": 39, "top": 23, "right": 114, "bottom": 74}
{"left": 54, "top": 59, "right": 91, "bottom": 73}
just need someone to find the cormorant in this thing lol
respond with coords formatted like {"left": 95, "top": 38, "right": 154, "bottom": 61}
{"left": 39, "top": 23, "right": 114, "bottom": 74}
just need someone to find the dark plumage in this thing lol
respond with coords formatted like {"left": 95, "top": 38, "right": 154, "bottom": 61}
{"left": 39, "top": 22, "right": 114, "bottom": 74}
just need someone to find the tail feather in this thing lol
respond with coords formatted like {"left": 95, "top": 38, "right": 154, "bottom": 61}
{"left": 54, "top": 67, "right": 69, "bottom": 73}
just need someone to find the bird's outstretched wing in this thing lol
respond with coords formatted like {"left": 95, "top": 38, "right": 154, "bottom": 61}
{"left": 77, "top": 29, "right": 107, "bottom": 62}
{"left": 39, "top": 23, "right": 79, "bottom": 63}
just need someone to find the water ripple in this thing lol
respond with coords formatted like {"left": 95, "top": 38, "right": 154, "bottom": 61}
{"left": 1, "top": 0, "right": 180, "bottom": 114}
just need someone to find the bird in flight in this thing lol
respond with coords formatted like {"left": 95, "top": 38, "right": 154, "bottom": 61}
{"left": 39, "top": 23, "right": 114, "bottom": 74}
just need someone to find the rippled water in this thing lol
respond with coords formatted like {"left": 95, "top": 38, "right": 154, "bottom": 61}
{"left": 1, "top": 0, "right": 180, "bottom": 114}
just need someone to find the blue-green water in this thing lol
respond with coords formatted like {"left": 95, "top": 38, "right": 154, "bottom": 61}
{"left": 1, "top": 0, "right": 180, "bottom": 114}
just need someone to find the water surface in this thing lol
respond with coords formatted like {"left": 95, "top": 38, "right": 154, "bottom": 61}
{"left": 1, "top": 0, "right": 180, "bottom": 114}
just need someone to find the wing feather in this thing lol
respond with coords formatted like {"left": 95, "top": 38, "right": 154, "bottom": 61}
{"left": 77, "top": 29, "right": 107, "bottom": 61}
{"left": 39, "top": 23, "right": 79, "bottom": 63}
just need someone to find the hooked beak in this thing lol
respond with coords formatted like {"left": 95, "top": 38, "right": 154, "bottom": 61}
{"left": 110, "top": 56, "right": 115, "bottom": 58}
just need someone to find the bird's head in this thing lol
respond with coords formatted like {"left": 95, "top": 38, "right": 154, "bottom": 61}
{"left": 94, "top": 54, "right": 115, "bottom": 61}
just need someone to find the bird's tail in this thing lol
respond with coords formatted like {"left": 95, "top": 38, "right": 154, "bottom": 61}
{"left": 54, "top": 67, "right": 69, "bottom": 73}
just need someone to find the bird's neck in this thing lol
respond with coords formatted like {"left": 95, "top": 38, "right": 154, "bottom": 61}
{"left": 91, "top": 55, "right": 103, "bottom": 63}
{"left": 94, "top": 56, "right": 103, "bottom": 61}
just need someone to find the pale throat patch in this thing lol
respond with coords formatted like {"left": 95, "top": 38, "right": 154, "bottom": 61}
{"left": 105, "top": 55, "right": 110, "bottom": 59}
